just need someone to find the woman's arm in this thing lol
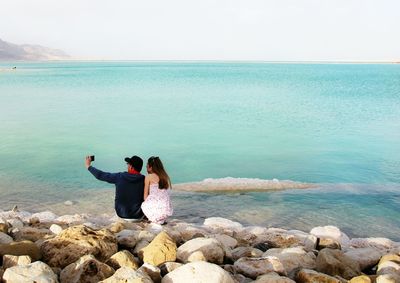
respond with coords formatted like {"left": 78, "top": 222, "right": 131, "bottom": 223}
{"left": 143, "top": 175, "right": 150, "bottom": 200}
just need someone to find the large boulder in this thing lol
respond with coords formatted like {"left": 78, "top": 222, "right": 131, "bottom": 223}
{"left": 137, "top": 263, "right": 162, "bottom": 283}
{"left": 316, "top": 248, "right": 361, "bottom": 279}
{"left": 40, "top": 225, "right": 117, "bottom": 268}
{"left": 140, "top": 231, "right": 177, "bottom": 266}
{"left": 345, "top": 247, "right": 382, "bottom": 270}
{"left": 376, "top": 273, "right": 400, "bottom": 283}
{"left": 0, "top": 240, "right": 41, "bottom": 260}
{"left": 162, "top": 261, "right": 235, "bottom": 283}
{"left": 233, "top": 256, "right": 286, "bottom": 279}
{"left": 295, "top": 268, "right": 341, "bottom": 283}
{"left": 177, "top": 237, "right": 224, "bottom": 264}
{"left": 349, "top": 238, "right": 396, "bottom": 251}
{"left": 210, "top": 234, "right": 238, "bottom": 249}
{"left": 99, "top": 267, "right": 153, "bottom": 283}
{"left": 377, "top": 260, "right": 400, "bottom": 276}
{"left": 60, "top": 254, "right": 115, "bottom": 283}
{"left": 2, "top": 261, "right": 58, "bottom": 283}
{"left": 263, "top": 247, "right": 316, "bottom": 275}
{"left": 105, "top": 250, "right": 139, "bottom": 270}
{"left": 159, "top": 262, "right": 183, "bottom": 276}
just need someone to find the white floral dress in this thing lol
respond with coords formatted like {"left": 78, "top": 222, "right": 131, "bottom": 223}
{"left": 141, "top": 183, "right": 173, "bottom": 224}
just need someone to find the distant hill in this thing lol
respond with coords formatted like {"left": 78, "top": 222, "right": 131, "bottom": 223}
{"left": 0, "top": 38, "right": 70, "bottom": 61}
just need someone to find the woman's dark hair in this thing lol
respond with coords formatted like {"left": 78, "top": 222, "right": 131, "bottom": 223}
{"left": 148, "top": 156, "right": 171, "bottom": 190}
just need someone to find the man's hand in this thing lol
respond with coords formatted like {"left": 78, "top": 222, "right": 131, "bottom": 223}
{"left": 85, "top": 156, "right": 92, "bottom": 169}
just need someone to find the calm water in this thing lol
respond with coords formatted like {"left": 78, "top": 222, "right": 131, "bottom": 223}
{"left": 0, "top": 62, "right": 399, "bottom": 239}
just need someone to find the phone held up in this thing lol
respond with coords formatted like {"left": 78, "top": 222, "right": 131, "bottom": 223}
{"left": 90, "top": 155, "right": 95, "bottom": 162}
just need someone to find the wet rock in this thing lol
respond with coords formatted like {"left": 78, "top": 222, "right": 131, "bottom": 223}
{"left": 0, "top": 231, "right": 13, "bottom": 244}
{"left": 345, "top": 247, "right": 382, "bottom": 270}
{"left": 177, "top": 237, "right": 224, "bottom": 264}
{"left": 233, "top": 256, "right": 286, "bottom": 279}
{"left": 204, "top": 217, "right": 243, "bottom": 230}
{"left": 295, "top": 268, "right": 341, "bottom": 283}
{"left": 159, "top": 262, "right": 183, "bottom": 276}
{"left": 263, "top": 247, "right": 316, "bottom": 275}
{"left": 3, "top": 261, "right": 58, "bottom": 283}
{"left": 140, "top": 231, "right": 177, "bottom": 266}
{"left": 41, "top": 225, "right": 117, "bottom": 268}
{"left": 310, "top": 226, "right": 350, "bottom": 246}
{"left": 100, "top": 267, "right": 154, "bottom": 283}
{"left": 3, "top": 254, "right": 31, "bottom": 269}
{"left": 105, "top": 250, "right": 139, "bottom": 270}
{"left": 60, "top": 254, "right": 115, "bottom": 283}
{"left": 316, "top": 248, "right": 361, "bottom": 279}
{"left": 138, "top": 262, "right": 162, "bottom": 283}
{"left": 162, "top": 261, "right": 235, "bottom": 283}
{"left": 11, "top": 226, "right": 51, "bottom": 242}
{"left": 254, "top": 272, "right": 296, "bottom": 283}
{"left": 0, "top": 240, "right": 41, "bottom": 260}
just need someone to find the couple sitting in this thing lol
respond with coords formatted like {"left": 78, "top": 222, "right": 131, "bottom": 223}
{"left": 85, "top": 155, "right": 173, "bottom": 224}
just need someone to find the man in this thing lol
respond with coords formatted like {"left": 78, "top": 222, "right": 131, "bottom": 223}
{"left": 85, "top": 155, "right": 145, "bottom": 221}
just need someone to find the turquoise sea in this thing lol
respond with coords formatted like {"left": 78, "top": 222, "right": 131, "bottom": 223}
{"left": 1, "top": 62, "right": 399, "bottom": 239}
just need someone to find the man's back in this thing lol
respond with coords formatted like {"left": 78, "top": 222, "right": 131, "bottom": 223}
{"left": 88, "top": 166, "right": 145, "bottom": 219}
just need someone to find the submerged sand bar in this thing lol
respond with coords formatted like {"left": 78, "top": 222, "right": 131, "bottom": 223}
{"left": 173, "top": 177, "right": 317, "bottom": 192}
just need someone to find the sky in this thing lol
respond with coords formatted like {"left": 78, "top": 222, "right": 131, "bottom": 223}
{"left": 1, "top": 0, "right": 399, "bottom": 61}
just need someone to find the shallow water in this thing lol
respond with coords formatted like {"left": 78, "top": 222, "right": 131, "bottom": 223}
{"left": 0, "top": 62, "right": 399, "bottom": 239}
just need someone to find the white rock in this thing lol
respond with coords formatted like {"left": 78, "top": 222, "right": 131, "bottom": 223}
{"left": 204, "top": 217, "right": 243, "bottom": 230}
{"left": 100, "top": 267, "right": 152, "bottom": 283}
{"left": 49, "top": 224, "right": 63, "bottom": 235}
{"left": 234, "top": 256, "right": 286, "bottom": 279}
{"left": 146, "top": 223, "right": 163, "bottom": 234}
{"left": 0, "top": 231, "right": 13, "bottom": 244}
{"left": 162, "top": 261, "right": 235, "bottom": 283}
{"left": 210, "top": 234, "right": 238, "bottom": 249}
{"left": 345, "top": 247, "right": 383, "bottom": 270}
{"left": 56, "top": 214, "right": 88, "bottom": 224}
{"left": 377, "top": 260, "right": 400, "bottom": 275}
{"left": 137, "top": 262, "right": 162, "bottom": 283}
{"left": 310, "top": 226, "right": 350, "bottom": 246}
{"left": 263, "top": 247, "right": 316, "bottom": 274}
{"left": 31, "top": 211, "right": 58, "bottom": 223}
{"left": 177, "top": 237, "right": 224, "bottom": 264}
{"left": 2, "top": 261, "right": 58, "bottom": 283}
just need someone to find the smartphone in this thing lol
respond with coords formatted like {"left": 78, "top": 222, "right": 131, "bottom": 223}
{"left": 90, "top": 155, "right": 95, "bottom": 162}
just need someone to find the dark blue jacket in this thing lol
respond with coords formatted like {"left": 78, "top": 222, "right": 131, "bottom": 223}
{"left": 88, "top": 166, "right": 145, "bottom": 219}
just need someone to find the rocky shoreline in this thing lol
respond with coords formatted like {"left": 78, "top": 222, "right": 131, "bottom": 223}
{"left": 0, "top": 209, "right": 399, "bottom": 283}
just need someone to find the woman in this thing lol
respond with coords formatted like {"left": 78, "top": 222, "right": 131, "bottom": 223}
{"left": 141, "top": 156, "right": 173, "bottom": 224}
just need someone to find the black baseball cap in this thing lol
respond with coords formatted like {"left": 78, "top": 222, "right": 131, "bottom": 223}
{"left": 124, "top": 155, "right": 143, "bottom": 172}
